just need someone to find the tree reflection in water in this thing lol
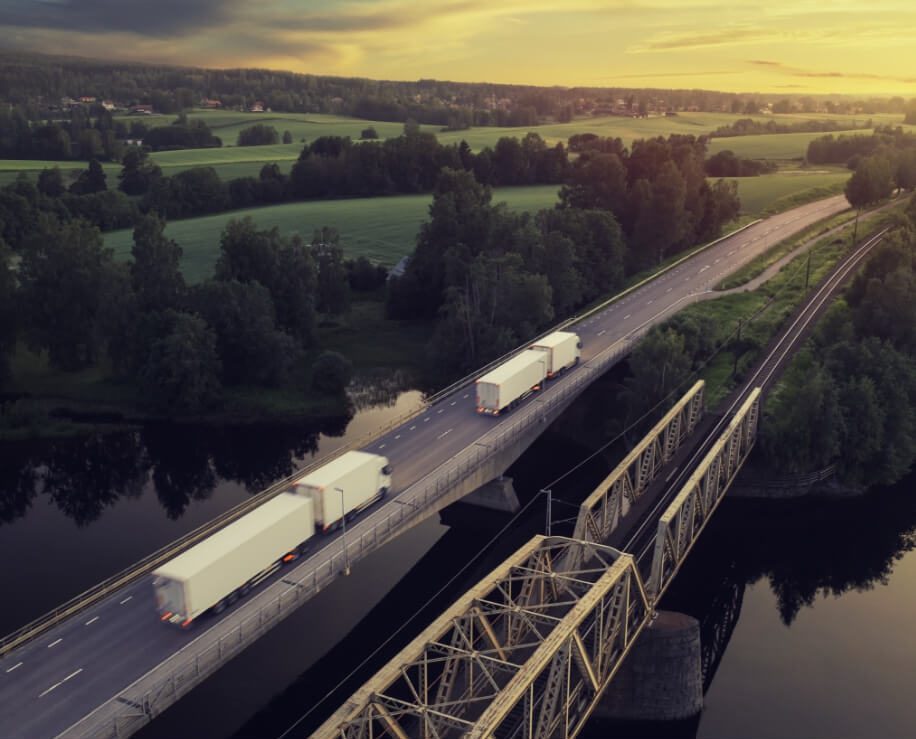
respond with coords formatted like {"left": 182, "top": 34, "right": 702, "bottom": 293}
{"left": 0, "top": 407, "right": 356, "bottom": 527}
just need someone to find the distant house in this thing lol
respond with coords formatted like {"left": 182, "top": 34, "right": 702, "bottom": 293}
{"left": 130, "top": 104, "right": 154, "bottom": 115}
{"left": 387, "top": 256, "right": 410, "bottom": 282}
{"left": 249, "top": 100, "right": 265, "bottom": 112}
{"left": 79, "top": 96, "right": 96, "bottom": 104}
{"left": 101, "top": 100, "right": 116, "bottom": 111}
{"left": 200, "top": 97, "right": 222, "bottom": 109}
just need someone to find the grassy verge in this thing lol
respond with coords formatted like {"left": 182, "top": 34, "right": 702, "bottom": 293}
{"left": 683, "top": 206, "right": 904, "bottom": 407}
{"left": 716, "top": 210, "right": 855, "bottom": 290}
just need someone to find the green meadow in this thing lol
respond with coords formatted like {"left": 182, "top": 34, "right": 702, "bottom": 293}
{"left": 103, "top": 169, "right": 851, "bottom": 284}
{"left": 3, "top": 110, "right": 905, "bottom": 185}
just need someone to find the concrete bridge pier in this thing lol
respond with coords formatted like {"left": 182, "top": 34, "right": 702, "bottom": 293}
{"left": 596, "top": 610, "right": 703, "bottom": 722}
{"left": 460, "top": 476, "right": 521, "bottom": 513}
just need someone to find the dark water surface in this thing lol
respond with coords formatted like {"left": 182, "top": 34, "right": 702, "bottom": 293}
{"left": 3, "top": 374, "right": 915, "bottom": 739}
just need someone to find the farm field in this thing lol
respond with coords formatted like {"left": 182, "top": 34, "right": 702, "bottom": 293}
{"left": 103, "top": 169, "right": 850, "bottom": 284}
{"left": 2, "top": 111, "right": 907, "bottom": 185}
{"left": 105, "top": 185, "right": 562, "bottom": 282}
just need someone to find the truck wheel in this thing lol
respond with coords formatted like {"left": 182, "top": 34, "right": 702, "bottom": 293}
{"left": 227, "top": 591, "right": 239, "bottom": 606}
{"left": 379, "top": 487, "right": 389, "bottom": 498}
{"left": 213, "top": 599, "right": 227, "bottom": 615}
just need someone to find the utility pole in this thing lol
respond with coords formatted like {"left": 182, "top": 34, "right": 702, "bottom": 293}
{"left": 804, "top": 250, "right": 812, "bottom": 290}
{"left": 335, "top": 487, "right": 351, "bottom": 575}
{"left": 543, "top": 488, "right": 552, "bottom": 536}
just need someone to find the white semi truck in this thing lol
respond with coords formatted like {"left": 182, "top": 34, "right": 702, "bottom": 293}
{"left": 476, "top": 349, "right": 548, "bottom": 415}
{"left": 152, "top": 451, "right": 392, "bottom": 627}
{"left": 152, "top": 493, "right": 315, "bottom": 627}
{"left": 530, "top": 331, "right": 581, "bottom": 378}
{"left": 291, "top": 450, "right": 392, "bottom": 532}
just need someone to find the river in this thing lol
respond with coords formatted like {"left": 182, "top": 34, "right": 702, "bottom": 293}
{"left": 1, "top": 373, "right": 914, "bottom": 739}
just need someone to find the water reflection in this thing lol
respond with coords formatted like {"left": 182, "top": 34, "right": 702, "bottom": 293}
{"left": 0, "top": 408, "right": 358, "bottom": 528}
{"left": 348, "top": 369, "right": 418, "bottom": 412}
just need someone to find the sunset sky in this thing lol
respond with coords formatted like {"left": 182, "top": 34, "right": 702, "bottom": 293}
{"left": 3, "top": 0, "right": 915, "bottom": 95}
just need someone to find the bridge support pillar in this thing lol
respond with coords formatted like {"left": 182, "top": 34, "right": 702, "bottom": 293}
{"left": 459, "top": 476, "right": 520, "bottom": 513}
{"left": 596, "top": 610, "right": 703, "bottom": 721}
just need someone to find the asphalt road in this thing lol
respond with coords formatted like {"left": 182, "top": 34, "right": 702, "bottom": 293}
{"left": 0, "top": 195, "right": 850, "bottom": 738}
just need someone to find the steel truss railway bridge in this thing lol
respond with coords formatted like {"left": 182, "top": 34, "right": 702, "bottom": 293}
{"left": 0, "top": 196, "right": 865, "bottom": 739}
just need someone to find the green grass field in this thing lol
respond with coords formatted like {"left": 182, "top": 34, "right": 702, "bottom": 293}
{"left": 103, "top": 169, "right": 851, "bottom": 283}
{"left": 104, "top": 185, "right": 562, "bottom": 282}
{"left": 4, "top": 110, "right": 906, "bottom": 185}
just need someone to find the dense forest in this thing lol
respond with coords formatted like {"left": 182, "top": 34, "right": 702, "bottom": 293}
{"left": 387, "top": 133, "right": 741, "bottom": 379}
{"left": 761, "top": 204, "right": 916, "bottom": 487}
{"left": 1, "top": 52, "right": 912, "bottom": 127}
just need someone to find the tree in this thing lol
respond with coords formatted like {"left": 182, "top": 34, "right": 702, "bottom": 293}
{"left": 19, "top": 219, "right": 116, "bottom": 369}
{"left": 631, "top": 161, "right": 689, "bottom": 267}
{"left": 543, "top": 232, "right": 583, "bottom": 315}
{"left": 37, "top": 167, "right": 65, "bottom": 198}
{"left": 559, "top": 152, "right": 627, "bottom": 216}
{"left": 237, "top": 124, "right": 280, "bottom": 146}
{"left": 361, "top": 127, "right": 379, "bottom": 140}
{"left": 845, "top": 155, "right": 895, "bottom": 241}
{"left": 138, "top": 311, "right": 223, "bottom": 413}
{"left": 311, "top": 228, "right": 351, "bottom": 317}
{"left": 282, "top": 130, "right": 293, "bottom": 144}
{"left": 130, "top": 214, "right": 186, "bottom": 312}
{"left": 190, "top": 279, "right": 298, "bottom": 386}
{"left": 69, "top": 158, "right": 107, "bottom": 195}
{"left": 619, "top": 327, "right": 692, "bottom": 423}
{"left": 118, "top": 147, "right": 161, "bottom": 196}
{"left": 311, "top": 350, "right": 353, "bottom": 395}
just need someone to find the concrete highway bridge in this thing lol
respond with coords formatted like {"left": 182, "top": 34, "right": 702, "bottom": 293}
{"left": 0, "top": 195, "right": 852, "bottom": 739}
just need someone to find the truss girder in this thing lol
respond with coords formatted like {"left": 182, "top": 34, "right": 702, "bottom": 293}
{"left": 316, "top": 537, "right": 632, "bottom": 739}
{"left": 648, "top": 389, "right": 761, "bottom": 600}
{"left": 571, "top": 381, "right": 705, "bottom": 547}
{"left": 468, "top": 554, "right": 651, "bottom": 739}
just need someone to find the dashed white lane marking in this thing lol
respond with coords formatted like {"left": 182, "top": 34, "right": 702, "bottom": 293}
{"left": 39, "top": 669, "right": 83, "bottom": 698}
{"left": 463, "top": 394, "right": 469, "bottom": 399}
{"left": 647, "top": 299, "right": 653, "bottom": 305}
{"left": 714, "top": 258, "right": 721, "bottom": 264}
{"left": 597, "top": 329, "right": 606, "bottom": 337}
{"left": 699, "top": 265, "right": 710, "bottom": 273}
{"left": 727, "top": 250, "right": 735, "bottom": 256}
{"left": 450, "top": 401, "right": 456, "bottom": 406}
{"left": 666, "top": 287, "right": 672, "bottom": 293}
{"left": 85, "top": 617, "right": 99, "bottom": 626}
{"left": 409, "top": 425, "right": 416, "bottom": 431}
{"left": 5, "top": 662, "right": 23, "bottom": 673}
{"left": 424, "top": 417, "right": 430, "bottom": 423}
{"left": 623, "top": 314, "right": 631, "bottom": 320}
{"left": 437, "top": 409, "right": 444, "bottom": 414}
{"left": 437, "top": 429, "right": 453, "bottom": 440}
{"left": 119, "top": 596, "right": 132, "bottom": 605}
{"left": 47, "top": 639, "right": 62, "bottom": 649}
{"left": 394, "top": 435, "right": 401, "bottom": 440}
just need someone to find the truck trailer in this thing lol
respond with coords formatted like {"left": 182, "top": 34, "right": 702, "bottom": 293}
{"left": 476, "top": 349, "right": 548, "bottom": 415}
{"left": 530, "top": 331, "right": 581, "bottom": 378}
{"left": 291, "top": 451, "right": 391, "bottom": 532}
{"left": 152, "top": 493, "right": 315, "bottom": 627}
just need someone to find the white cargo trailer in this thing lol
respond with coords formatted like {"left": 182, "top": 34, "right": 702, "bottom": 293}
{"left": 476, "top": 349, "right": 547, "bottom": 415}
{"left": 291, "top": 451, "right": 391, "bottom": 532}
{"left": 531, "top": 331, "right": 581, "bottom": 378}
{"left": 152, "top": 493, "right": 315, "bottom": 627}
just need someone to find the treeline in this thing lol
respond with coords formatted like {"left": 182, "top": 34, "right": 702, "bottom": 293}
{"left": 711, "top": 117, "right": 871, "bottom": 138}
{"left": 806, "top": 126, "right": 916, "bottom": 166}
{"left": 0, "top": 213, "right": 382, "bottom": 414}
{"left": 761, "top": 209, "right": 916, "bottom": 487}
{"left": 0, "top": 105, "right": 127, "bottom": 161}
{"left": 388, "top": 133, "right": 741, "bottom": 380}
{"left": 705, "top": 150, "right": 777, "bottom": 177}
